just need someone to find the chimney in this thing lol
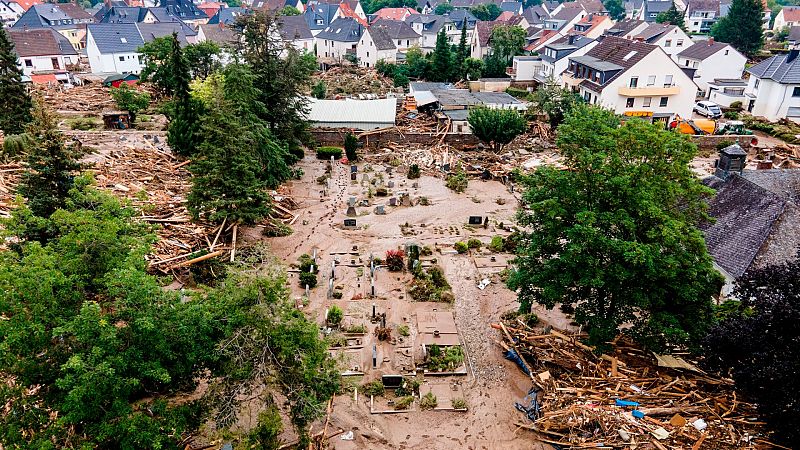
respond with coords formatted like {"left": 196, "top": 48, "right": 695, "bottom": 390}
{"left": 568, "top": 34, "right": 576, "bottom": 44}
{"left": 714, "top": 143, "right": 747, "bottom": 181}
{"left": 707, "top": 37, "right": 714, "bottom": 44}
{"left": 788, "top": 48, "right": 800, "bottom": 63}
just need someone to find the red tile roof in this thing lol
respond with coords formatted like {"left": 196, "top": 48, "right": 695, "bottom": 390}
{"left": 12, "top": 0, "right": 41, "bottom": 11}
{"left": 372, "top": 7, "right": 416, "bottom": 21}
{"left": 338, "top": 2, "right": 367, "bottom": 26}
{"left": 782, "top": 6, "right": 800, "bottom": 22}
{"left": 30, "top": 73, "right": 57, "bottom": 83}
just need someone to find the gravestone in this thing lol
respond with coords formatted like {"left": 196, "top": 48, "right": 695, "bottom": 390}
{"left": 346, "top": 206, "right": 357, "bottom": 217}
{"left": 468, "top": 216, "right": 483, "bottom": 225}
{"left": 374, "top": 205, "right": 386, "bottom": 215}
{"left": 388, "top": 181, "right": 395, "bottom": 188}
{"left": 389, "top": 197, "right": 398, "bottom": 206}
{"left": 412, "top": 182, "right": 419, "bottom": 188}
{"left": 348, "top": 197, "right": 357, "bottom": 207}
{"left": 351, "top": 172, "right": 357, "bottom": 181}
{"left": 344, "top": 218, "right": 357, "bottom": 229}
{"left": 362, "top": 173, "right": 370, "bottom": 182}
{"left": 351, "top": 165, "right": 358, "bottom": 173}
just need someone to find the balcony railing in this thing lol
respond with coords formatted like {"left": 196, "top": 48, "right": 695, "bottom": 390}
{"left": 618, "top": 85, "right": 680, "bottom": 96}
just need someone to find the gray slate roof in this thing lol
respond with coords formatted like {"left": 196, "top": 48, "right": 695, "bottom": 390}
{"left": 677, "top": 40, "right": 730, "bottom": 60}
{"left": 137, "top": 23, "right": 191, "bottom": 44}
{"left": 371, "top": 18, "right": 421, "bottom": 39}
{"left": 207, "top": 7, "right": 246, "bottom": 25}
{"left": 367, "top": 26, "right": 395, "bottom": 50}
{"left": 316, "top": 17, "right": 363, "bottom": 42}
{"left": 88, "top": 23, "right": 145, "bottom": 53}
{"left": 277, "top": 15, "right": 313, "bottom": 40}
{"left": 748, "top": 52, "right": 800, "bottom": 84}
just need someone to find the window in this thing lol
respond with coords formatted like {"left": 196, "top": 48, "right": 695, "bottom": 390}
{"left": 647, "top": 75, "right": 656, "bottom": 86}
{"left": 367, "top": 51, "right": 370, "bottom": 57}
{"left": 793, "top": 87, "right": 800, "bottom": 97}
{"left": 626, "top": 97, "right": 634, "bottom": 107}
{"left": 685, "top": 60, "right": 690, "bottom": 66}
{"left": 677, "top": 39, "right": 683, "bottom": 47}
{"left": 724, "top": 49, "right": 729, "bottom": 55}
{"left": 629, "top": 77, "right": 638, "bottom": 87}
{"left": 119, "top": 56, "right": 125, "bottom": 61}
{"left": 694, "top": 21, "right": 699, "bottom": 26}
{"left": 51, "top": 58, "right": 59, "bottom": 69}
{"left": 659, "top": 96, "right": 668, "bottom": 107}
{"left": 665, "top": 39, "right": 671, "bottom": 47}
{"left": 754, "top": 78, "right": 760, "bottom": 89}
{"left": 643, "top": 97, "right": 652, "bottom": 107}
{"left": 664, "top": 74, "right": 673, "bottom": 87}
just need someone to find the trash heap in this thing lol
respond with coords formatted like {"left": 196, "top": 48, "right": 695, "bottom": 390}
{"left": 493, "top": 322, "right": 773, "bottom": 449}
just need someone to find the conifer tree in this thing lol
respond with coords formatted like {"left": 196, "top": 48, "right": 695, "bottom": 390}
{"left": 456, "top": 19, "right": 470, "bottom": 81}
{"left": 0, "top": 22, "right": 32, "bottom": 135}
{"left": 15, "top": 101, "right": 83, "bottom": 243}
{"left": 432, "top": 28, "right": 453, "bottom": 82}
{"left": 656, "top": 1, "right": 686, "bottom": 30}
{"left": 712, "top": 0, "right": 764, "bottom": 56}
{"left": 167, "top": 33, "right": 201, "bottom": 157}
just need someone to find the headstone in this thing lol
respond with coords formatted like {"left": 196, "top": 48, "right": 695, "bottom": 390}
{"left": 388, "top": 181, "right": 395, "bottom": 188}
{"left": 351, "top": 172, "right": 357, "bottom": 181}
{"left": 344, "top": 218, "right": 357, "bottom": 228}
{"left": 348, "top": 197, "right": 357, "bottom": 207}
{"left": 442, "top": 163, "right": 451, "bottom": 172}
{"left": 374, "top": 205, "right": 386, "bottom": 215}
{"left": 362, "top": 173, "right": 370, "bottom": 182}
{"left": 389, "top": 197, "right": 398, "bottom": 207}
{"left": 351, "top": 165, "right": 358, "bottom": 173}
{"left": 468, "top": 216, "right": 483, "bottom": 225}
{"left": 412, "top": 182, "right": 419, "bottom": 188}
{"left": 346, "top": 206, "right": 357, "bottom": 217}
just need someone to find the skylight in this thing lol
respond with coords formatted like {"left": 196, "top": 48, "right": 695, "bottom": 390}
{"left": 622, "top": 50, "right": 636, "bottom": 61}
{"left": 120, "top": 37, "right": 127, "bottom": 43}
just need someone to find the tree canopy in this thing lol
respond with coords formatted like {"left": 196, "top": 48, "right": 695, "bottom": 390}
{"left": 139, "top": 35, "right": 221, "bottom": 96}
{"left": 603, "top": 0, "right": 625, "bottom": 20}
{"left": 467, "top": 106, "right": 527, "bottom": 151}
{"left": 470, "top": 3, "right": 502, "bottom": 20}
{"left": 167, "top": 34, "right": 202, "bottom": 157}
{"left": 531, "top": 77, "right": 583, "bottom": 128}
{"left": 489, "top": 25, "right": 526, "bottom": 66}
{"left": 509, "top": 105, "right": 723, "bottom": 351}
{"left": 712, "top": 0, "right": 764, "bottom": 56}
{"left": 703, "top": 262, "right": 800, "bottom": 446}
{"left": 0, "top": 22, "right": 32, "bottom": 135}
{"left": 655, "top": 1, "right": 686, "bottom": 29}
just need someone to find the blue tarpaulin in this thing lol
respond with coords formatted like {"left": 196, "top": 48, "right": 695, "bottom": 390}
{"left": 503, "top": 348, "right": 530, "bottom": 376}
{"left": 514, "top": 388, "right": 541, "bottom": 421}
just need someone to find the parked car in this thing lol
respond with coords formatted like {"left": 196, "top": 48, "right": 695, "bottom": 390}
{"left": 694, "top": 101, "right": 722, "bottom": 118}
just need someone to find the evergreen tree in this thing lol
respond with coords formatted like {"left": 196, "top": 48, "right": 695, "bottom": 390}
{"left": 17, "top": 102, "right": 83, "bottom": 221}
{"left": 712, "top": 0, "right": 764, "bottom": 56}
{"left": 344, "top": 132, "right": 358, "bottom": 161}
{"left": 432, "top": 28, "right": 453, "bottom": 82}
{"left": 655, "top": 1, "right": 686, "bottom": 29}
{"left": 456, "top": 19, "right": 470, "bottom": 80}
{"left": 0, "top": 22, "right": 32, "bottom": 135}
{"left": 603, "top": 0, "right": 625, "bottom": 21}
{"left": 167, "top": 33, "right": 201, "bottom": 157}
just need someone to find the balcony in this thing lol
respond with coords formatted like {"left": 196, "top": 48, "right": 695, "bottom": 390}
{"left": 562, "top": 72, "right": 584, "bottom": 87}
{"left": 618, "top": 85, "right": 680, "bottom": 97}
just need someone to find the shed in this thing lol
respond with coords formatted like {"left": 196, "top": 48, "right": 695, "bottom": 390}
{"left": 305, "top": 97, "right": 397, "bottom": 130}
{"left": 102, "top": 111, "right": 131, "bottom": 129}
{"left": 103, "top": 73, "right": 139, "bottom": 88}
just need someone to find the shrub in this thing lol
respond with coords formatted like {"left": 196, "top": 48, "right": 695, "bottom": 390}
{"left": 361, "top": 380, "right": 385, "bottom": 396}
{"left": 344, "top": 132, "right": 358, "bottom": 162}
{"left": 724, "top": 110, "right": 739, "bottom": 120}
{"left": 299, "top": 271, "right": 317, "bottom": 289}
{"left": 394, "top": 396, "right": 414, "bottom": 410}
{"left": 505, "top": 86, "right": 529, "bottom": 99}
{"left": 312, "top": 80, "right": 327, "bottom": 99}
{"left": 452, "top": 397, "right": 467, "bottom": 410}
{"left": 418, "top": 196, "right": 430, "bottom": 206}
{"left": 421, "top": 245, "right": 433, "bottom": 256}
{"left": 298, "top": 254, "right": 315, "bottom": 273}
{"left": 394, "top": 377, "right": 420, "bottom": 396}
{"left": 715, "top": 140, "right": 735, "bottom": 151}
{"left": 445, "top": 170, "right": 468, "bottom": 193}
{"left": 69, "top": 117, "right": 98, "bottom": 130}
{"left": 398, "top": 324, "right": 410, "bottom": 336}
{"left": 729, "top": 100, "right": 743, "bottom": 110}
{"left": 344, "top": 323, "right": 367, "bottom": 334}
{"left": 427, "top": 345, "right": 464, "bottom": 371}
{"left": 1, "top": 133, "right": 34, "bottom": 160}
{"left": 407, "top": 164, "right": 421, "bottom": 179}
{"left": 316, "top": 146, "right": 343, "bottom": 160}
{"left": 467, "top": 238, "right": 481, "bottom": 249}
{"left": 454, "top": 242, "right": 468, "bottom": 254}
{"left": 327, "top": 305, "right": 344, "bottom": 327}
{"left": 386, "top": 249, "right": 405, "bottom": 272}
{"left": 489, "top": 235, "right": 504, "bottom": 252}
{"left": 420, "top": 392, "right": 437, "bottom": 410}
{"left": 332, "top": 290, "right": 343, "bottom": 299}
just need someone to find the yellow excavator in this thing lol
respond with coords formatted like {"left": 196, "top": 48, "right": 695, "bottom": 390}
{"left": 668, "top": 116, "right": 717, "bottom": 135}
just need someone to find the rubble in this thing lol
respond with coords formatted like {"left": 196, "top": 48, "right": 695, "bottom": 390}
{"left": 314, "top": 66, "right": 397, "bottom": 98}
{"left": 493, "top": 322, "right": 773, "bottom": 449}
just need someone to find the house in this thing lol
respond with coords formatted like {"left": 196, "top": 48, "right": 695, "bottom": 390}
{"left": 85, "top": 23, "right": 145, "bottom": 74}
{"left": 500, "top": 1, "right": 523, "bottom": 15}
{"left": 7, "top": 28, "right": 79, "bottom": 76}
{"left": 745, "top": 50, "right": 800, "bottom": 122}
{"left": 563, "top": 36, "right": 697, "bottom": 120}
{"left": 536, "top": 34, "right": 597, "bottom": 83}
{"left": 0, "top": 0, "right": 24, "bottom": 27}
{"left": 788, "top": 25, "right": 800, "bottom": 47}
{"left": 522, "top": 5, "right": 549, "bottom": 26}
{"left": 196, "top": 22, "right": 238, "bottom": 47}
{"left": 304, "top": 2, "right": 341, "bottom": 36}
{"left": 622, "top": 0, "right": 644, "bottom": 19}
{"left": 156, "top": 0, "right": 207, "bottom": 25}
{"left": 315, "top": 16, "right": 363, "bottom": 61}
{"left": 773, "top": 5, "right": 800, "bottom": 31}
{"left": 206, "top": 6, "right": 244, "bottom": 25}
{"left": 371, "top": 6, "right": 416, "bottom": 22}
{"left": 309, "top": 0, "right": 365, "bottom": 21}
{"left": 570, "top": 12, "right": 613, "bottom": 38}
{"left": 357, "top": 25, "right": 396, "bottom": 67}
{"left": 277, "top": 14, "right": 314, "bottom": 51}
{"left": 197, "top": 2, "right": 224, "bottom": 18}
{"left": 707, "top": 78, "right": 749, "bottom": 107}
{"left": 642, "top": 0, "right": 672, "bottom": 22}
{"left": 685, "top": 0, "right": 720, "bottom": 33}
{"left": 305, "top": 97, "right": 396, "bottom": 130}
{"left": 509, "top": 55, "right": 541, "bottom": 81}
{"left": 137, "top": 22, "right": 196, "bottom": 45}
{"left": 12, "top": 3, "right": 94, "bottom": 28}
{"left": 471, "top": 20, "right": 495, "bottom": 58}
{"left": 631, "top": 23, "right": 691, "bottom": 57}
{"left": 702, "top": 147, "right": 800, "bottom": 294}
{"left": 675, "top": 39, "right": 745, "bottom": 95}
{"left": 528, "top": 4, "right": 588, "bottom": 51}
{"left": 407, "top": 12, "right": 474, "bottom": 50}
{"left": 603, "top": 18, "right": 648, "bottom": 37}
{"left": 103, "top": 72, "right": 138, "bottom": 86}
{"left": 251, "top": 0, "right": 303, "bottom": 14}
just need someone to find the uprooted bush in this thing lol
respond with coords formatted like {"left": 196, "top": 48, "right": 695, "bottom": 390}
{"left": 361, "top": 380, "right": 385, "bottom": 397}
{"left": 426, "top": 344, "right": 464, "bottom": 372}
{"left": 445, "top": 170, "right": 468, "bottom": 193}
{"left": 409, "top": 265, "right": 453, "bottom": 302}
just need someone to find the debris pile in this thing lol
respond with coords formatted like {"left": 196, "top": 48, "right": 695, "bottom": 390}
{"left": 40, "top": 83, "right": 116, "bottom": 114}
{"left": 0, "top": 163, "right": 23, "bottom": 219}
{"left": 315, "top": 66, "right": 396, "bottom": 98}
{"left": 493, "top": 322, "right": 773, "bottom": 449}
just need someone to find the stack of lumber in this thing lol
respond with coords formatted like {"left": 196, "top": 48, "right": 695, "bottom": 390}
{"left": 0, "top": 163, "right": 24, "bottom": 219}
{"left": 40, "top": 83, "right": 115, "bottom": 113}
{"left": 493, "top": 322, "right": 774, "bottom": 449}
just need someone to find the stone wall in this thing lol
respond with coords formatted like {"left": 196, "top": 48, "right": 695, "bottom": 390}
{"left": 689, "top": 134, "right": 756, "bottom": 151}
{"left": 310, "top": 129, "right": 481, "bottom": 149}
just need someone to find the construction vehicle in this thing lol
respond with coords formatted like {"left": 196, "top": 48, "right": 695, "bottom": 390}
{"left": 716, "top": 120, "right": 753, "bottom": 136}
{"left": 668, "top": 116, "right": 716, "bottom": 135}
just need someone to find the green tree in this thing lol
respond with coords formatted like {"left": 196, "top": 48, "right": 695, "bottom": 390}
{"left": 110, "top": 83, "right": 151, "bottom": 122}
{"left": 463, "top": 57, "right": 484, "bottom": 80}
{"left": 603, "top": 0, "right": 625, "bottom": 20}
{"left": 490, "top": 25, "right": 526, "bottom": 66}
{"left": 16, "top": 102, "right": 83, "bottom": 223}
{"left": 279, "top": 5, "right": 301, "bottom": 14}
{"left": 0, "top": 22, "right": 32, "bottom": 135}
{"left": 470, "top": 3, "right": 501, "bottom": 20}
{"left": 712, "top": 0, "right": 764, "bottom": 56}
{"left": 312, "top": 80, "right": 327, "bottom": 99}
{"left": 435, "top": 1, "right": 454, "bottom": 14}
{"left": 508, "top": 105, "right": 723, "bottom": 351}
{"left": 467, "top": 106, "right": 527, "bottom": 151}
{"left": 455, "top": 19, "right": 470, "bottom": 80}
{"left": 234, "top": 12, "right": 318, "bottom": 161}
{"left": 531, "top": 77, "right": 583, "bottom": 128}
{"left": 431, "top": 28, "right": 453, "bottom": 82}
{"left": 655, "top": 1, "right": 686, "bottom": 29}
{"left": 184, "top": 40, "right": 221, "bottom": 79}
{"left": 141, "top": 37, "right": 221, "bottom": 92}
{"left": 167, "top": 34, "right": 202, "bottom": 157}
{"left": 405, "top": 45, "right": 431, "bottom": 78}
{"left": 344, "top": 132, "right": 358, "bottom": 161}
{"left": 482, "top": 53, "right": 507, "bottom": 77}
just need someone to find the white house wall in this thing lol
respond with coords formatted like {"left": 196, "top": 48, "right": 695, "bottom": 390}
{"left": 676, "top": 46, "right": 746, "bottom": 94}
{"left": 747, "top": 76, "right": 800, "bottom": 121}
